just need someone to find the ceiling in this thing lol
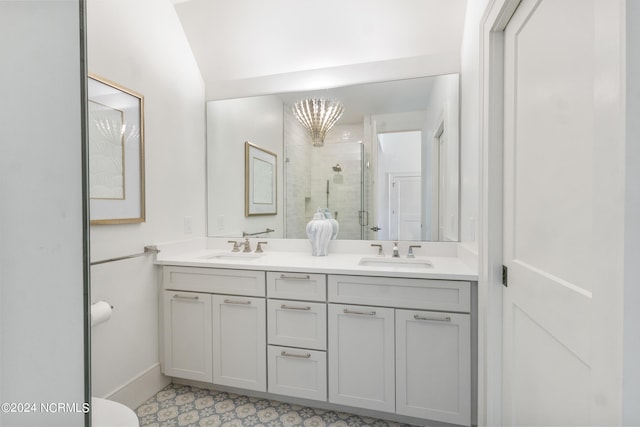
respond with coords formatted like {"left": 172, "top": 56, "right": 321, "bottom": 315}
{"left": 171, "top": 0, "right": 467, "bottom": 100}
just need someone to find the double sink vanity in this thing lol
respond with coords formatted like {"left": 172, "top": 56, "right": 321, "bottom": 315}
{"left": 156, "top": 238, "right": 477, "bottom": 426}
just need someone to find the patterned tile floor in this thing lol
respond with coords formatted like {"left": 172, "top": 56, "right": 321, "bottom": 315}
{"left": 136, "top": 383, "right": 418, "bottom": 427}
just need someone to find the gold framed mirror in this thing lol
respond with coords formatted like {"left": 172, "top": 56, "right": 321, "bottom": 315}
{"left": 88, "top": 73, "right": 145, "bottom": 225}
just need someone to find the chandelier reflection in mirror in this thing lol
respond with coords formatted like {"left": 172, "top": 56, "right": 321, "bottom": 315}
{"left": 292, "top": 98, "right": 344, "bottom": 147}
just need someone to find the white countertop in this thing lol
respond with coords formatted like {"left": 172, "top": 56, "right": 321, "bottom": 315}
{"left": 155, "top": 239, "right": 478, "bottom": 281}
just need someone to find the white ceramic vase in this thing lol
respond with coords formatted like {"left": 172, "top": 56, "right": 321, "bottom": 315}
{"left": 323, "top": 209, "right": 339, "bottom": 240}
{"left": 306, "top": 212, "right": 334, "bottom": 256}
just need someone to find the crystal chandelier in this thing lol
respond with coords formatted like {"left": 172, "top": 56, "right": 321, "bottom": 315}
{"left": 292, "top": 98, "right": 344, "bottom": 147}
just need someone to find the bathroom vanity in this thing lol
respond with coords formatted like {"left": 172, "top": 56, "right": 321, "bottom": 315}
{"left": 156, "top": 240, "right": 477, "bottom": 426}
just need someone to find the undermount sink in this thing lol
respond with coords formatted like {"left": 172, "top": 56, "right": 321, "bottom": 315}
{"left": 358, "top": 257, "right": 433, "bottom": 269}
{"left": 201, "top": 251, "right": 264, "bottom": 260}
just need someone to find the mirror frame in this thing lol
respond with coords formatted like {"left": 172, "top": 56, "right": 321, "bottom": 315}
{"left": 245, "top": 141, "right": 277, "bottom": 216}
{"left": 88, "top": 73, "right": 145, "bottom": 225}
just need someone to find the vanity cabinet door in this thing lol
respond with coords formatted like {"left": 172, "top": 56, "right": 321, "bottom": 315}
{"left": 328, "top": 304, "right": 395, "bottom": 413}
{"left": 162, "top": 291, "right": 213, "bottom": 382}
{"left": 212, "top": 294, "right": 266, "bottom": 392}
{"left": 396, "top": 309, "right": 471, "bottom": 426}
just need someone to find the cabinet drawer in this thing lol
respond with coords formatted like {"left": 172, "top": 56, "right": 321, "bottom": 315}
{"left": 268, "top": 345, "right": 327, "bottom": 402}
{"left": 328, "top": 275, "right": 470, "bottom": 312}
{"left": 267, "top": 272, "right": 326, "bottom": 301}
{"left": 267, "top": 299, "right": 327, "bottom": 350}
{"left": 163, "top": 266, "right": 265, "bottom": 297}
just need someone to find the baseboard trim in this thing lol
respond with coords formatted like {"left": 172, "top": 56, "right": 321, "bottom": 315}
{"left": 105, "top": 363, "right": 171, "bottom": 410}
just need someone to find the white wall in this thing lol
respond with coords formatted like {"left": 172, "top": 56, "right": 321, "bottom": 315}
{"left": 283, "top": 110, "right": 312, "bottom": 238}
{"left": 87, "top": 0, "right": 206, "bottom": 408}
{"left": 207, "top": 96, "right": 284, "bottom": 239}
{"left": 425, "top": 73, "right": 460, "bottom": 241}
{"left": 174, "top": 0, "right": 467, "bottom": 100}
{"left": 459, "top": 0, "right": 490, "bottom": 253}
{"left": 624, "top": 2, "right": 640, "bottom": 424}
{"left": 0, "top": 1, "right": 86, "bottom": 426}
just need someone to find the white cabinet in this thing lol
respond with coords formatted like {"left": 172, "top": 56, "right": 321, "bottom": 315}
{"left": 162, "top": 266, "right": 267, "bottom": 391}
{"left": 212, "top": 294, "right": 266, "bottom": 392}
{"left": 162, "top": 291, "right": 213, "bottom": 382}
{"left": 396, "top": 309, "right": 471, "bottom": 426}
{"left": 266, "top": 271, "right": 328, "bottom": 401}
{"left": 328, "top": 304, "right": 395, "bottom": 413}
{"left": 160, "top": 266, "right": 474, "bottom": 426}
{"left": 328, "top": 275, "right": 472, "bottom": 425}
{"left": 268, "top": 345, "right": 327, "bottom": 401}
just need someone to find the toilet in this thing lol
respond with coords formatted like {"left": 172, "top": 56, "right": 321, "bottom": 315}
{"left": 92, "top": 397, "right": 139, "bottom": 427}
{"left": 90, "top": 301, "right": 140, "bottom": 427}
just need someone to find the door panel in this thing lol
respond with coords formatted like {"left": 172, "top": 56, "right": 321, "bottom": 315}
{"left": 390, "top": 174, "right": 422, "bottom": 241}
{"left": 503, "top": 0, "right": 599, "bottom": 424}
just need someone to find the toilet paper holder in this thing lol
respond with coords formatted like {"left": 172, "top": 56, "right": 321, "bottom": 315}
{"left": 90, "top": 301, "right": 114, "bottom": 327}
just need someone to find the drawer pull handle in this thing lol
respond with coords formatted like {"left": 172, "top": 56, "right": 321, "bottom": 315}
{"left": 173, "top": 294, "right": 199, "bottom": 300}
{"left": 281, "top": 304, "right": 311, "bottom": 311}
{"left": 414, "top": 314, "right": 451, "bottom": 322}
{"left": 279, "top": 274, "right": 311, "bottom": 280}
{"left": 281, "top": 350, "right": 311, "bottom": 359}
{"left": 224, "top": 299, "right": 252, "bottom": 305}
{"left": 343, "top": 308, "right": 376, "bottom": 316}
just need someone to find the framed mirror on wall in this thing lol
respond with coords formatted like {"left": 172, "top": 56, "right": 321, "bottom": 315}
{"left": 245, "top": 141, "right": 277, "bottom": 216}
{"left": 88, "top": 74, "right": 145, "bottom": 225}
{"left": 207, "top": 73, "right": 459, "bottom": 242}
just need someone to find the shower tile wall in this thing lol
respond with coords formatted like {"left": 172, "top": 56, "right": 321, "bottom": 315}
{"left": 284, "top": 110, "right": 311, "bottom": 238}
{"left": 285, "top": 111, "right": 363, "bottom": 239}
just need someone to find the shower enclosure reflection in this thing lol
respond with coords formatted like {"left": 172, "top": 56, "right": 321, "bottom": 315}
{"left": 285, "top": 128, "right": 364, "bottom": 239}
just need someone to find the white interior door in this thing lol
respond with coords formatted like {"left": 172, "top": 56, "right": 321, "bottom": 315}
{"left": 502, "top": 0, "right": 622, "bottom": 424}
{"left": 389, "top": 173, "right": 421, "bottom": 241}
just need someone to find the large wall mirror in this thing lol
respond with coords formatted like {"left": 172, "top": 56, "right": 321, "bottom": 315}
{"left": 207, "top": 73, "right": 459, "bottom": 242}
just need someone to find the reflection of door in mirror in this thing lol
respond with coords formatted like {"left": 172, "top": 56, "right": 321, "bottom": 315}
{"left": 434, "top": 112, "right": 459, "bottom": 242}
{"left": 375, "top": 131, "right": 423, "bottom": 241}
{"left": 389, "top": 174, "right": 421, "bottom": 240}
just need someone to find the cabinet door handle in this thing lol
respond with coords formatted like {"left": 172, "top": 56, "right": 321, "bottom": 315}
{"left": 343, "top": 308, "right": 376, "bottom": 316}
{"left": 173, "top": 294, "right": 199, "bottom": 300}
{"left": 223, "top": 299, "right": 252, "bottom": 305}
{"left": 414, "top": 314, "right": 451, "bottom": 322}
{"left": 281, "top": 350, "right": 311, "bottom": 359}
{"left": 279, "top": 274, "right": 311, "bottom": 280}
{"left": 281, "top": 304, "right": 311, "bottom": 311}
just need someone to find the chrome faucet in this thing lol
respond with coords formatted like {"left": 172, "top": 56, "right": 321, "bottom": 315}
{"left": 228, "top": 240, "right": 241, "bottom": 252}
{"left": 370, "top": 243, "right": 384, "bottom": 256}
{"left": 407, "top": 244, "right": 421, "bottom": 258}
{"left": 392, "top": 242, "right": 400, "bottom": 258}
{"left": 242, "top": 238, "right": 252, "bottom": 253}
